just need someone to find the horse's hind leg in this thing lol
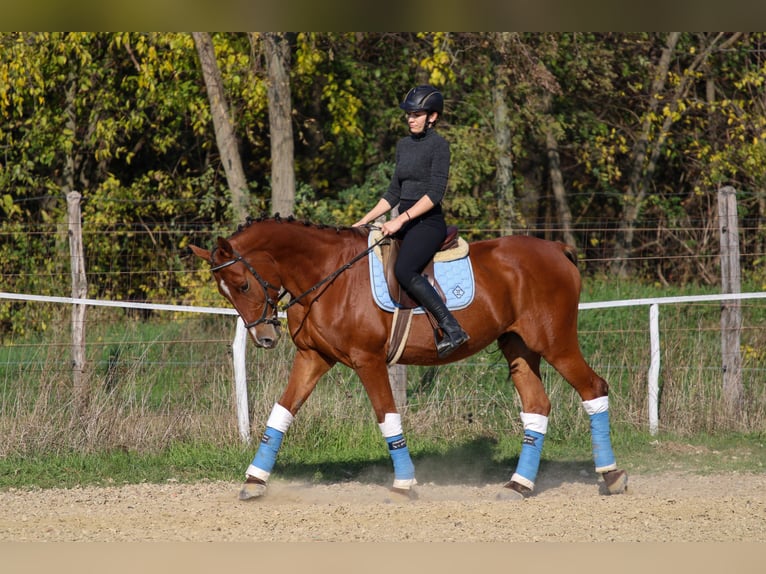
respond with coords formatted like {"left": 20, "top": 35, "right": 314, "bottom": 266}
{"left": 497, "top": 333, "right": 551, "bottom": 498}
{"left": 544, "top": 341, "right": 628, "bottom": 494}
{"left": 355, "top": 361, "right": 417, "bottom": 494}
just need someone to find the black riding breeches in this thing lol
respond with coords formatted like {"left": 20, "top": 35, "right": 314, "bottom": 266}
{"left": 393, "top": 208, "right": 447, "bottom": 288}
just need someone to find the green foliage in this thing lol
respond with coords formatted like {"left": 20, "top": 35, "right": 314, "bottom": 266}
{"left": 0, "top": 33, "right": 239, "bottom": 333}
{"left": 294, "top": 161, "right": 394, "bottom": 225}
{"left": 2, "top": 32, "right": 766, "bottom": 338}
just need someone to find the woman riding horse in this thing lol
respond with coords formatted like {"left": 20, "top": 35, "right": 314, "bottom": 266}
{"left": 353, "top": 85, "right": 469, "bottom": 359}
{"left": 190, "top": 215, "right": 628, "bottom": 501}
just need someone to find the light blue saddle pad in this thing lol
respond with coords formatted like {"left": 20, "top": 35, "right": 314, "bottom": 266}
{"left": 368, "top": 235, "right": 475, "bottom": 313}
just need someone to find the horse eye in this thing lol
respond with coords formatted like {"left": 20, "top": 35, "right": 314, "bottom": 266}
{"left": 240, "top": 281, "right": 250, "bottom": 293}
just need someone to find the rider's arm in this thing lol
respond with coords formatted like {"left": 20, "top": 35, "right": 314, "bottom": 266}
{"left": 353, "top": 198, "right": 394, "bottom": 227}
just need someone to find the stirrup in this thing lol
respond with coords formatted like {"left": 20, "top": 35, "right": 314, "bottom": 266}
{"left": 436, "top": 330, "right": 469, "bottom": 358}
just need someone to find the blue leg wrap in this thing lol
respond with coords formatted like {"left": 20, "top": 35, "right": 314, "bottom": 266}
{"left": 251, "top": 426, "right": 284, "bottom": 474}
{"left": 386, "top": 434, "right": 415, "bottom": 480}
{"left": 514, "top": 430, "right": 545, "bottom": 484}
{"left": 589, "top": 410, "right": 617, "bottom": 471}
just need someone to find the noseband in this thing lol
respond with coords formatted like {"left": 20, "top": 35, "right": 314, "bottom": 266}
{"left": 209, "top": 247, "right": 283, "bottom": 329}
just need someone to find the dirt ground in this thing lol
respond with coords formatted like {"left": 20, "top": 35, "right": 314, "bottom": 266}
{"left": 1, "top": 469, "right": 764, "bottom": 542}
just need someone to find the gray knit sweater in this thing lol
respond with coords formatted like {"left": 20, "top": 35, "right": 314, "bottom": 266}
{"left": 382, "top": 129, "right": 450, "bottom": 208}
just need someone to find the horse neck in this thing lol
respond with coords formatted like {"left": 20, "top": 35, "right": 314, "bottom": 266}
{"left": 233, "top": 220, "right": 364, "bottom": 295}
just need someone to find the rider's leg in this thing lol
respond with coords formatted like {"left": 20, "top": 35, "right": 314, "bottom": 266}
{"left": 395, "top": 220, "right": 469, "bottom": 358}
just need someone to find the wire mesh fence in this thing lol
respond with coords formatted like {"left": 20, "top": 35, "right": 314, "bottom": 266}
{"left": 1, "top": 219, "right": 765, "bottom": 457}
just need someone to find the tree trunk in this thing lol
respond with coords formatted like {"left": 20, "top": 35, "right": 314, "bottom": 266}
{"left": 758, "top": 189, "right": 766, "bottom": 264}
{"left": 545, "top": 121, "right": 576, "bottom": 247}
{"left": 612, "top": 32, "right": 680, "bottom": 277}
{"left": 192, "top": 32, "right": 250, "bottom": 223}
{"left": 492, "top": 32, "right": 516, "bottom": 236}
{"left": 260, "top": 32, "right": 296, "bottom": 217}
{"left": 388, "top": 364, "right": 407, "bottom": 412}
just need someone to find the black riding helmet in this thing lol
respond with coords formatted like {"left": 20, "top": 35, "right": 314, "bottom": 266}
{"left": 399, "top": 85, "right": 444, "bottom": 115}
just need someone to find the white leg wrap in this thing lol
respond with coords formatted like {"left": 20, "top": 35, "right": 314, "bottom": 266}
{"left": 510, "top": 412, "right": 549, "bottom": 492}
{"left": 246, "top": 464, "right": 270, "bottom": 481}
{"left": 510, "top": 473, "right": 535, "bottom": 490}
{"left": 583, "top": 396, "right": 617, "bottom": 473}
{"left": 520, "top": 412, "right": 549, "bottom": 434}
{"left": 582, "top": 396, "right": 609, "bottom": 415}
{"left": 378, "top": 412, "right": 403, "bottom": 438}
{"left": 392, "top": 478, "right": 417, "bottom": 489}
{"left": 266, "top": 403, "right": 294, "bottom": 433}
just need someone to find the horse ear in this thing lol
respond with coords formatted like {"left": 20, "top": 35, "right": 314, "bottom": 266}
{"left": 216, "top": 237, "right": 235, "bottom": 259}
{"left": 189, "top": 244, "right": 211, "bottom": 260}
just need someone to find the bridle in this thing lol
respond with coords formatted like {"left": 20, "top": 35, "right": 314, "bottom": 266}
{"left": 209, "top": 246, "right": 283, "bottom": 329}
{"left": 207, "top": 228, "right": 389, "bottom": 328}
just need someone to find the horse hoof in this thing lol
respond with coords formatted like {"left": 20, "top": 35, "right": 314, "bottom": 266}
{"left": 602, "top": 469, "right": 628, "bottom": 494}
{"left": 497, "top": 480, "right": 531, "bottom": 501}
{"left": 390, "top": 486, "right": 419, "bottom": 500}
{"left": 239, "top": 476, "right": 267, "bottom": 501}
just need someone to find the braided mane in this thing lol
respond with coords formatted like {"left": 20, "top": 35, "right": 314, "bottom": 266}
{"left": 231, "top": 212, "right": 365, "bottom": 238}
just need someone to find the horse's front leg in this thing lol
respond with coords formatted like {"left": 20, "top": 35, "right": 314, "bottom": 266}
{"left": 239, "top": 348, "right": 334, "bottom": 501}
{"left": 355, "top": 362, "right": 417, "bottom": 495}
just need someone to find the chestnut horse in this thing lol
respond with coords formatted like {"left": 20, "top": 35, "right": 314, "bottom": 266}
{"left": 190, "top": 215, "right": 628, "bottom": 500}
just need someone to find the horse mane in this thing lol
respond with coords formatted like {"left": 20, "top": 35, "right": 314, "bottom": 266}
{"left": 231, "top": 212, "right": 366, "bottom": 238}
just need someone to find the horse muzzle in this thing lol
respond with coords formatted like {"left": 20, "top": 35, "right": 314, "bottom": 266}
{"left": 248, "top": 323, "right": 281, "bottom": 349}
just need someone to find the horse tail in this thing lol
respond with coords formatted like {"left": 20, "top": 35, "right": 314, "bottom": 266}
{"left": 559, "top": 242, "right": 578, "bottom": 266}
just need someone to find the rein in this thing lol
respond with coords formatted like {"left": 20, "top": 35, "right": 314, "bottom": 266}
{"left": 208, "top": 226, "right": 389, "bottom": 321}
{"left": 282, "top": 228, "right": 388, "bottom": 311}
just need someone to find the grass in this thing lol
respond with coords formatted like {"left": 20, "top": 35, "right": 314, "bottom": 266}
{"left": 2, "top": 428, "right": 762, "bottom": 490}
{"left": 0, "top": 443, "right": 252, "bottom": 489}
{"left": 0, "top": 277, "right": 764, "bottom": 490}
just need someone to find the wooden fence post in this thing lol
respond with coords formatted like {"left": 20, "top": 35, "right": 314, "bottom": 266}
{"left": 375, "top": 210, "right": 409, "bottom": 411}
{"left": 388, "top": 363, "right": 408, "bottom": 412}
{"left": 67, "top": 191, "right": 89, "bottom": 413}
{"left": 717, "top": 186, "right": 743, "bottom": 419}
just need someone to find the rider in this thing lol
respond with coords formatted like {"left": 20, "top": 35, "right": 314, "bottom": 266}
{"left": 354, "top": 85, "right": 469, "bottom": 358}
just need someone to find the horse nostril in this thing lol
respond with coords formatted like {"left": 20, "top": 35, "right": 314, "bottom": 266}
{"left": 258, "top": 337, "right": 275, "bottom": 349}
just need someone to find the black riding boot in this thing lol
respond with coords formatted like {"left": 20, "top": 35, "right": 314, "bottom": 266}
{"left": 406, "top": 274, "right": 469, "bottom": 358}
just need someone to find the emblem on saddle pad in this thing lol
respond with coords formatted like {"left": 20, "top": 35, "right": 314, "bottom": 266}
{"left": 367, "top": 228, "right": 475, "bottom": 314}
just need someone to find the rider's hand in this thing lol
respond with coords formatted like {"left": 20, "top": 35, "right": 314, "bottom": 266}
{"left": 380, "top": 218, "right": 403, "bottom": 236}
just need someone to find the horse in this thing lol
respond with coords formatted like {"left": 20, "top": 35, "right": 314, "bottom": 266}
{"left": 190, "top": 214, "right": 628, "bottom": 501}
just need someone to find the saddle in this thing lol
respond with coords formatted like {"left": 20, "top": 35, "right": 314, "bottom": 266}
{"left": 379, "top": 225, "right": 460, "bottom": 309}
{"left": 372, "top": 225, "right": 468, "bottom": 364}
